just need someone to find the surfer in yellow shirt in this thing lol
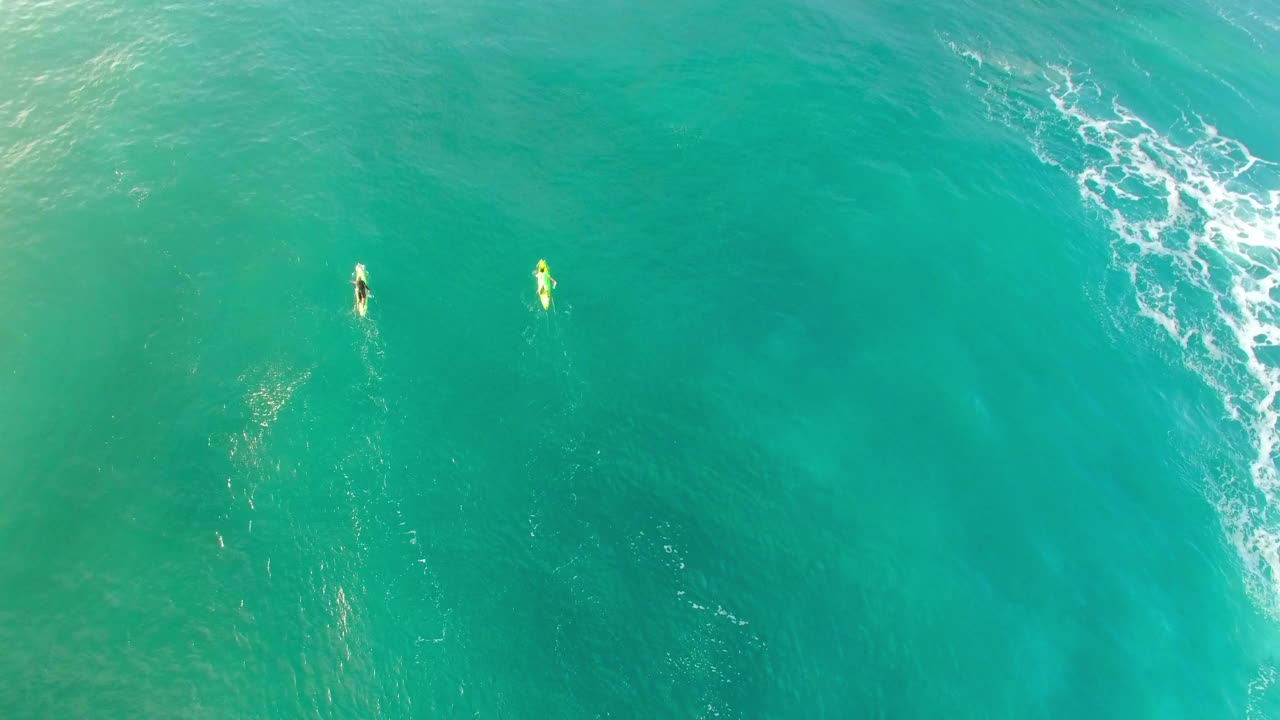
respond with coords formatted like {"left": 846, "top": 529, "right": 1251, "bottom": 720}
{"left": 533, "top": 259, "right": 556, "bottom": 309}
{"left": 533, "top": 260, "right": 556, "bottom": 293}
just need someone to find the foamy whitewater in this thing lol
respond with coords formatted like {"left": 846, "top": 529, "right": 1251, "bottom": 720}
{"left": 956, "top": 42, "right": 1280, "bottom": 616}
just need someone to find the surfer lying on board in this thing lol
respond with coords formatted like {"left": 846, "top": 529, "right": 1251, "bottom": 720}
{"left": 352, "top": 263, "right": 370, "bottom": 314}
{"left": 533, "top": 260, "right": 556, "bottom": 293}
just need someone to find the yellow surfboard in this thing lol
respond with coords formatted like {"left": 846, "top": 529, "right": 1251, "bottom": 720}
{"left": 535, "top": 260, "right": 552, "bottom": 309}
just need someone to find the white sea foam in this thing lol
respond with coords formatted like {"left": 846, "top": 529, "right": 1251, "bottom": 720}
{"left": 242, "top": 366, "right": 311, "bottom": 429}
{"left": 1247, "top": 662, "right": 1278, "bottom": 720}
{"left": 953, "top": 43, "right": 1280, "bottom": 616}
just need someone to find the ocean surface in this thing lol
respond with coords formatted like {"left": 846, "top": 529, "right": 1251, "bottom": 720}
{"left": 2, "top": 0, "right": 1280, "bottom": 717}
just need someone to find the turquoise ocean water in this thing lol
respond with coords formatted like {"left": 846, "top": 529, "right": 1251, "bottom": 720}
{"left": 3, "top": 0, "right": 1280, "bottom": 717}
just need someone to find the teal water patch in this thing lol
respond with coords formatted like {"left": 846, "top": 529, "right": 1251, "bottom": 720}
{"left": 2, "top": 0, "right": 1280, "bottom": 717}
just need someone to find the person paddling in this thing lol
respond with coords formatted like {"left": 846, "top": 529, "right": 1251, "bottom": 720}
{"left": 352, "top": 263, "right": 371, "bottom": 316}
{"left": 533, "top": 259, "right": 556, "bottom": 309}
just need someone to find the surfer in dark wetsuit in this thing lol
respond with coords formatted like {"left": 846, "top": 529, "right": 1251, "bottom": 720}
{"left": 352, "top": 263, "right": 371, "bottom": 314}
